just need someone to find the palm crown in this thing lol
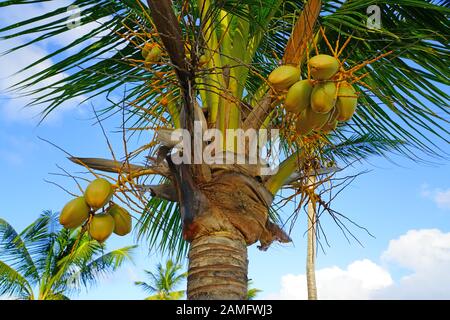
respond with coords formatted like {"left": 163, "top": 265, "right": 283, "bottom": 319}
{"left": 134, "top": 259, "right": 187, "bottom": 300}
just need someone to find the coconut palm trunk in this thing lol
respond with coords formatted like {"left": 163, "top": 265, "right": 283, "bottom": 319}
{"left": 187, "top": 233, "right": 247, "bottom": 299}
{"left": 306, "top": 176, "right": 318, "bottom": 300}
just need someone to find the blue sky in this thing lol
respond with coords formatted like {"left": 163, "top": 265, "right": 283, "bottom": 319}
{"left": 1, "top": 1, "right": 449, "bottom": 300}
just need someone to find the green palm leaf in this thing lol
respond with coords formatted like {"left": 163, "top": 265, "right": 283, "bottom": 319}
{"left": 0, "top": 218, "right": 39, "bottom": 284}
{"left": 66, "top": 245, "right": 137, "bottom": 290}
{"left": 0, "top": 261, "right": 33, "bottom": 299}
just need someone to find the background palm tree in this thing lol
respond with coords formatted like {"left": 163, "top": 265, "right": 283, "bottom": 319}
{"left": 0, "top": 211, "right": 136, "bottom": 300}
{"left": 0, "top": 0, "right": 448, "bottom": 299}
{"left": 134, "top": 259, "right": 187, "bottom": 300}
{"left": 247, "top": 280, "right": 262, "bottom": 300}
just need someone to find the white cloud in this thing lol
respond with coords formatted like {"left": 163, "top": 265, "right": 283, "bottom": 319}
{"left": 421, "top": 184, "right": 450, "bottom": 210}
{"left": 381, "top": 229, "right": 450, "bottom": 270}
{"left": 375, "top": 229, "right": 450, "bottom": 299}
{"left": 265, "top": 259, "right": 392, "bottom": 300}
{"left": 266, "top": 229, "right": 450, "bottom": 300}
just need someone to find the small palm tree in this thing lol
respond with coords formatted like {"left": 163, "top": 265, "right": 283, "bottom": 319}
{"left": 247, "top": 280, "right": 262, "bottom": 300}
{"left": 134, "top": 260, "right": 187, "bottom": 300}
{"left": 0, "top": 211, "right": 136, "bottom": 300}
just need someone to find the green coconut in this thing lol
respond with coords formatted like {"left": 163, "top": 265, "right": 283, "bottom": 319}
{"left": 268, "top": 65, "right": 301, "bottom": 91}
{"left": 59, "top": 197, "right": 90, "bottom": 229}
{"left": 311, "top": 82, "right": 337, "bottom": 114}
{"left": 284, "top": 80, "right": 314, "bottom": 114}
{"left": 141, "top": 43, "right": 154, "bottom": 59}
{"left": 88, "top": 214, "right": 115, "bottom": 243}
{"left": 145, "top": 46, "right": 162, "bottom": 65}
{"left": 336, "top": 82, "right": 358, "bottom": 122}
{"left": 308, "top": 54, "right": 340, "bottom": 80}
{"left": 84, "top": 178, "right": 113, "bottom": 211}
{"left": 108, "top": 204, "right": 132, "bottom": 236}
{"left": 198, "top": 54, "right": 208, "bottom": 67}
{"left": 296, "top": 106, "right": 331, "bottom": 135}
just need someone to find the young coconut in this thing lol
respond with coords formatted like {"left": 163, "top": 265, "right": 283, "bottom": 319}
{"left": 198, "top": 54, "right": 208, "bottom": 67}
{"left": 84, "top": 178, "right": 114, "bottom": 211}
{"left": 284, "top": 80, "right": 313, "bottom": 114}
{"left": 108, "top": 203, "right": 132, "bottom": 236}
{"left": 59, "top": 197, "right": 90, "bottom": 229}
{"left": 308, "top": 54, "right": 340, "bottom": 80}
{"left": 268, "top": 65, "right": 301, "bottom": 91}
{"left": 336, "top": 82, "right": 358, "bottom": 122}
{"left": 145, "top": 46, "right": 162, "bottom": 65}
{"left": 311, "top": 82, "right": 337, "bottom": 114}
{"left": 141, "top": 43, "right": 154, "bottom": 59}
{"left": 88, "top": 214, "right": 115, "bottom": 243}
{"left": 296, "top": 106, "right": 331, "bottom": 135}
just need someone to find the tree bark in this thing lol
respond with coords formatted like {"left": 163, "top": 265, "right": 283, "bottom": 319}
{"left": 187, "top": 233, "right": 248, "bottom": 300}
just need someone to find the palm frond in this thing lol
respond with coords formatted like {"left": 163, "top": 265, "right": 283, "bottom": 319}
{"left": 44, "top": 292, "right": 71, "bottom": 300}
{"left": 325, "top": 133, "right": 407, "bottom": 164}
{"left": 136, "top": 195, "right": 187, "bottom": 261}
{"left": 134, "top": 280, "right": 156, "bottom": 294}
{"left": 19, "top": 211, "right": 59, "bottom": 278}
{"left": 0, "top": 261, "right": 33, "bottom": 299}
{"left": 66, "top": 245, "right": 136, "bottom": 290}
{"left": 0, "top": 218, "right": 39, "bottom": 284}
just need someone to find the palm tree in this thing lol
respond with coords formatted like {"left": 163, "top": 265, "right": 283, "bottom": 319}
{"left": 247, "top": 280, "right": 262, "bottom": 300}
{"left": 134, "top": 259, "right": 187, "bottom": 300}
{"left": 0, "top": 212, "right": 136, "bottom": 300}
{"left": 0, "top": 0, "right": 448, "bottom": 299}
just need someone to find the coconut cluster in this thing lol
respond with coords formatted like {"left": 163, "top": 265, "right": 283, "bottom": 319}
{"left": 268, "top": 54, "right": 358, "bottom": 135}
{"left": 59, "top": 178, "right": 132, "bottom": 242}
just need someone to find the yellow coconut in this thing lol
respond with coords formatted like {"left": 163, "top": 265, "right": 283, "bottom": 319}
{"left": 84, "top": 178, "right": 114, "bottom": 211}
{"left": 284, "top": 80, "right": 314, "bottom": 114}
{"left": 296, "top": 107, "right": 331, "bottom": 135}
{"left": 308, "top": 54, "right": 340, "bottom": 80}
{"left": 145, "top": 46, "right": 161, "bottom": 65}
{"left": 268, "top": 65, "right": 301, "bottom": 91}
{"left": 336, "top": 82, "right": 358, "bottom": 122}
{"left": 108, "top": 204, "right": 132, "bottom": 236}
{"left": 141, "top": 43, "right": 154, "bottom": 59}
{"left": 311, "top": 82, "right": 337, "bottom": 114}
{"left": 59, "top": 197, "right": 90, "bottom": 229}
{"left": 198, "top": 54, "right": 208, "bottom": 67}
{"left": 88, "top": 214, "right": 115, "bottom": 243}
